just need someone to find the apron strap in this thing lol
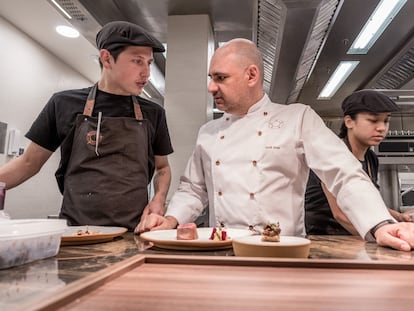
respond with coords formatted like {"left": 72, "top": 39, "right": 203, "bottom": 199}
{"left": 132, "top": 96, "right": 144, "bottom": 121}
{"left": 82, "top": 84, "right": 144, "bottom": 121}
{"left": 83, "top": 83, "right": 97, "bottom": 116}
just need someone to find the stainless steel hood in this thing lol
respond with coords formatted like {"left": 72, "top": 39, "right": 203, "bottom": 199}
{"left": 46, "top": 0, "right": 414, "bottom": 119}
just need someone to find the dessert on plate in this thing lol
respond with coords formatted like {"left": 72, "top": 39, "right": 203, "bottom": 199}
{"left": 261, "top": 223, "right": 281, "bottom": 242}
{"left": 176, "top": 223, "right": 199, "bottom": 240}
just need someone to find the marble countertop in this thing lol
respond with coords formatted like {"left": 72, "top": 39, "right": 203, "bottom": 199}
{"left": 1, "top": 233, "right": 414, "bottom": 310}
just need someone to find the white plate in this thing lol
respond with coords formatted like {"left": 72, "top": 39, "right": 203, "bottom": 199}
{"left": 61, "top": 226, "right": 128, "bottom": 246}
{"left": 140, "top": 227, "right": 252, "bottom": 250}
{"left": 232, "top": 235, "right": 311, "bottom": 258}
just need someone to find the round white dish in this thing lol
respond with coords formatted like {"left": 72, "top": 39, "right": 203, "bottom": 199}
{"left": 232, "top": 235, "right": 311, "bottom": 258}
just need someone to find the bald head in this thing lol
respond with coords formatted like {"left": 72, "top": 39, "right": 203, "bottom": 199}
{"left": 215, "top": 39, "right": 264, "bottom": 84}
{"left": 208, "top": 38, "right": 265, "bottom": 115}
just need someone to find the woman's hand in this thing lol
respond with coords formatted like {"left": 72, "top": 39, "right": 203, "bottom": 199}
{"left": 388, "top": 208, "right": 414, "bottom": 222}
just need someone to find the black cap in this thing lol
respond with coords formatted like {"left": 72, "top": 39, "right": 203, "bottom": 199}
{"left": 341, "top": 89, "right": 399, "bottom": 115}
{"left": 96, "top": 21, "right": 165, "bottom": 53}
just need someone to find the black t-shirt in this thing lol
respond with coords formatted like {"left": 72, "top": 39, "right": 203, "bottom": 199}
{"left": 26, "top": 87, "right": 173, "bottom": 186}
{"left": 305, "top": 148, "right": 379, "bottom": 235}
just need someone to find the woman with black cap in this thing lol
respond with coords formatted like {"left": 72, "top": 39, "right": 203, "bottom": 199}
{"left": 305, "top": 89, "right": 414, "bottom": 235}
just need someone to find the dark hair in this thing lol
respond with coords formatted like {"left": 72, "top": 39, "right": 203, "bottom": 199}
{"left": 338, "top": 113, "right": 357, "bottom": 139}
{"left": 98, "top": 46, "right": 127, "bottom": 70}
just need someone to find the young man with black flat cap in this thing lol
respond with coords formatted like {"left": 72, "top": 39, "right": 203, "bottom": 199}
{"left": 0, "top": 21, "right": 173, "bottom": 231}
{"left": 305, "top": 89, "right": 414, "bottom": 235}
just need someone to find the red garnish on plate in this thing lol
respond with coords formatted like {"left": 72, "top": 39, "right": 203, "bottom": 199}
{"left": 209, "top": 226, "right": 227, "bottom": 241}
{"left": 210, "top": 227, "right": 217, "bottom": 240}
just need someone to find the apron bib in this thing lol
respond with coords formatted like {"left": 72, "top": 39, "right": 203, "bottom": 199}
{"left": 59, "top": 84, "right": 150, "bottom": 230}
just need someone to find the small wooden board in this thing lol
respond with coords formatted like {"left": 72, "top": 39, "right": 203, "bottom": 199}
{"left": 22, "top": 255, "right": 414, "bottom": 311}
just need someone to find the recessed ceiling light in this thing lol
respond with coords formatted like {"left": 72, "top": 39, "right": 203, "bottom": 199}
{"left": 56, "top": 25, "right": 79, "bottom": 38}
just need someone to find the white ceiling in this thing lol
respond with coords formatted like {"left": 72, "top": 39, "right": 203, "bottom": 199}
{"left": 0, "top": 0, "right": 100, "bottom": 83}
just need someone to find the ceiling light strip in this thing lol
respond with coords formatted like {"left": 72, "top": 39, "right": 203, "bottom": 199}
{"left": 347, "top": 0, "right": 406, "bottom": 54}
{"left": 318, "top": 61, "right": 359, "bottom": 99}
{"left": 50, "top": 0, "right": 73, "bottom": 19}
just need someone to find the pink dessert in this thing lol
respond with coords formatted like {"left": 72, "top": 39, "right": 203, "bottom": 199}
{"left": 176, "top": 223, "right": 199, "bottom": 240}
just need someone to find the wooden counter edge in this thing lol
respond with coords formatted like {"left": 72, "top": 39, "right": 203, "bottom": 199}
{"left": 22, "top": 254, "right": 414, "bottom": 311}
{"left": 17, "top": 254, "right": 148, "bottom": 311}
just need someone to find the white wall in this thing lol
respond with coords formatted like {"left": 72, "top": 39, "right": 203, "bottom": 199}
{"left": 164, "top": 15, "right": 215, "bottom": 196}
{"left": 0, "top": 17, "right": 94, "bottom": 219}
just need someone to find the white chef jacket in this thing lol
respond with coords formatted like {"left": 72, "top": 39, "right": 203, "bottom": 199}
{"left": 166, "top": 94, "right": 393, "bottom": 239}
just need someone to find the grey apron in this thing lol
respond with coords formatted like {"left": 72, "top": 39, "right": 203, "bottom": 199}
{"left": 59, "top": 84, "right": 150, "bottom": 230}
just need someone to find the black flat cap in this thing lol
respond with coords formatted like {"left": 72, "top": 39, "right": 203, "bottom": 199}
{"left": 96, "top": 21, "right": 165, "bottom": 53}
{"left": 341, "top": 89, "right": 399, "bottom": 115}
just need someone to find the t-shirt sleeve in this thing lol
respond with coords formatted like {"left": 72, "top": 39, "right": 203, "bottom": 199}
{"left": 25, "top": 94, "right": 61, "bottom": 152}
{"left": 152, "top": 108, "right": 173, "bottom": 156}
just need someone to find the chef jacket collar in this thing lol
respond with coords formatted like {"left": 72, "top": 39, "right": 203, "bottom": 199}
{"left": 246, "top": 93, "right": 269, "bottom": 114}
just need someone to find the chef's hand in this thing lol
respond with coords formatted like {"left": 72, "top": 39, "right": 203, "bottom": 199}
{"left": 135, "top": 215, "right": 178, "bottom": 234}
{"left": 375, "top": 222, "right": 414, "bottom": 251}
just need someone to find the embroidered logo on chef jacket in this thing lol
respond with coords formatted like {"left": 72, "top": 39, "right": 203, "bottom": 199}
{"left": 268, "top": 117, "right": 284, "bottom": 129}
{"left": 86, "top": 130, "right": 103, "bottom": 146}
{"left": 264, "top": 116, "right": 284, "bottom": 150}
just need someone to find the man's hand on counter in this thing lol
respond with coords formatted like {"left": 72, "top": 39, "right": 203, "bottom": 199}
{"left": 135, "top": 215, "right": 178, "bottom": 234}
{"left": 375, "top": 222, "right": 414, "bottom": 251}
